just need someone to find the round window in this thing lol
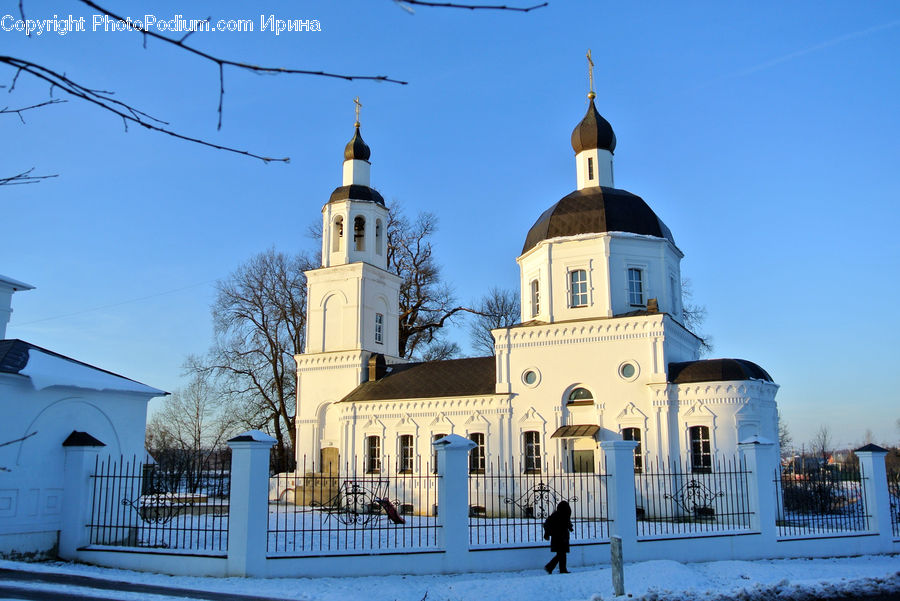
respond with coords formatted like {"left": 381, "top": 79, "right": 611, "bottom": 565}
{"left": 522, "top": 368, "right": 541, "bottom": 387}
{"left": 619, "top": 362, "right": 638, "bottom": 380}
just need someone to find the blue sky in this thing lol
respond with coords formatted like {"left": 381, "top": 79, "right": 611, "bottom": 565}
{"left": 4, "top": 1, "right": 899, "bottom": 449}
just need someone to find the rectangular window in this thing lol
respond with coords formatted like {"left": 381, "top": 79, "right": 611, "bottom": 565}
{"left": 587, "top": 157, "right": 594, "bottom": 180}
{"left": 365, "top": 435, "right": 381, "bottom": 473}
{"left": 622, "top": 427, "right": 643, "bottom": 473}
{"left": 628, "top": 267, "right": 644, "bottom": 306}
{"left": 399, "top": 434, "right": 414, "bottom": 473}
{"left": 469, "top": 432, "right": 485, "bottom": 473}
{"left": 432, "top": 433, "right": 447, "bottom": 473}
{"left": 530, "top": 279, "right": 540, "bottom": 317}
{"left": 569, "top": 269, "right": 588, "bottom": 308}
{"left": 523, "top": 431, "right": 542, "bottom": 472}
{"left": 374, "top": 313, "right": 384, "bottom": 344}
{"left": 689, "top": 426, "right": 712, "bottom": 473}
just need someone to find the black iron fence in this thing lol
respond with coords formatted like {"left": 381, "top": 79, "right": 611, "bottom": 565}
{"left": 775, "top": 463, "right": 869, "bottom": 537}
{"left": 467, "top": 458, "right": 609, "bottom": 548}
{"left": 267, "top": 456, "right": 440, "bottom": 555}
{"left": 887, "top": 468, "right": 899, "bottom": 538}
{"left": 88, "top": 455, "right": 230, "bottom": 552}
{"left": 634, "top": 455, "right": 753, "bottom": 538}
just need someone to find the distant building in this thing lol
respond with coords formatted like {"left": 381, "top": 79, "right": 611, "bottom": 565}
{"left": 295, "top": 89, "right": 779, "bottom": 476}
{"left": 0, "top": 276, "right": 165, "bottom": 558}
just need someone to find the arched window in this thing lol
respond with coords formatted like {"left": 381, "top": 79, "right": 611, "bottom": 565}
{"left": 523, "top": 431, "right": 541, "bottom": 473}
{"left": 432, "top": 433, "right": 447, "bottom": 474}
{"left": 354, "top": 216, "right": 366, "bottom": 252}
{"left": 375, "top": 219, "right": 383, "bottom": 256}
{"left": 530, "top": 279, "right": 540, "bottom": 317}
{"left": 689, "top": 426, "right": 711, "bottom": 473}
{"left": 332, "top": 216, "right": 344, "bottom": 253}
{"left": 567, "top": 387, "right": 593, "bottom": 405}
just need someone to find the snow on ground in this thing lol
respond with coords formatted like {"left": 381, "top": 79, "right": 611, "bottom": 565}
{"left": 1, "top": 555, "right": 898, "bottom": 601}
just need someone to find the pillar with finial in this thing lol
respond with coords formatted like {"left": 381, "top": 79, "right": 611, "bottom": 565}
{"left": 572, "top": 49, "right": 616, "bottom": 189}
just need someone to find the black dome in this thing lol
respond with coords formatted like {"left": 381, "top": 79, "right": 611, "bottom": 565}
{"left": 571, "top": 98, "right": 616, "bottom": 154}
{"left": 344, "top": 125, "right": 371, "bottom": 161}
{"left": 329, "top": 184, "right": 384, "bottom": 205}
{"left": 522, "top": 187, "right": 675, "bottom": 254}
{"left": 668, "top": 359, "right": 774, "bottom": 384}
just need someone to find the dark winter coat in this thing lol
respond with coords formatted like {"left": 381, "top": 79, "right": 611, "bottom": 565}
{"left": 543, "top": 501, "right": 574, "bottom": 553}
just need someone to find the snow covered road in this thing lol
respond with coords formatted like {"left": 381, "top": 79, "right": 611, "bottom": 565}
{"left": 0, "top": 554, "right": 898, "bottom": 601}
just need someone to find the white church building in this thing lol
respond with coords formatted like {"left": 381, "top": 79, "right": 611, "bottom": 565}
{"left": 295, "top": 91, "right": 779, "bottom": 476}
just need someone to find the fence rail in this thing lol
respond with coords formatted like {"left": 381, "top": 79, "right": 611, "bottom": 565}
{"left": 888, "top": 468, "right": 899, "bottom": 538}
{"left": 267, "top": 456, "right": 440, "bottom": 555}
{"left": 87, "top": 455, "right": 230, "bottom": 553}
{"left": 634, "top": 455, "right": 753, "bottom": 539}
{"left": 467, "top": 458, "right": 609, "bottom": 548}
{"left": 775, "top": 464, "right": 869, "bottom": 538}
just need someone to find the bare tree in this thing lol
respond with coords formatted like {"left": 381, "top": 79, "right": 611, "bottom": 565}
{"left": 777, "top": 410, "right": 792, "bottom": 459}
{"left": 809, "top": 424, "right": 833, "bottom": 466}
{"left": 191, "top": 249, "right": 313, "bottom": 472}
{"left": 145, "top": 373, "right": 233, "bottom": 490}
{"left": 386, "top": 205, "right": 473, "bottom": 359}
{"left": 681, "top": 277, "right": 713, "bottom": 356}
{"left": 469, "top": 287, "right": 520, "bottom": 356}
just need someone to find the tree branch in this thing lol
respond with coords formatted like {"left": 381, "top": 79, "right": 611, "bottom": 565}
{"left": 1, "top": 98, "right": 66, "bottom": 123}
{"left": 0, "top": 168, "right": 58, "bottom": 186}
{"left": 395, "top": 0, "right": 548, "bottom": 11}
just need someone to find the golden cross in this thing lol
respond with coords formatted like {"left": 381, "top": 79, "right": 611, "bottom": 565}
{"left": 353, "top": 96, "right": 362, "bottom": 126}
{"left": 586, "top": 49, "right": 595, "bottom": 99}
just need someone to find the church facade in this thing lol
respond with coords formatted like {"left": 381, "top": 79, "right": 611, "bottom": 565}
{"left": 294, "top": 93, "right": 779, "bottom": 476}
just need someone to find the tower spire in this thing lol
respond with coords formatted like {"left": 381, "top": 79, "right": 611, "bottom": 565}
{"left": 586, "top": 49, "right": 596, "bottom": 101}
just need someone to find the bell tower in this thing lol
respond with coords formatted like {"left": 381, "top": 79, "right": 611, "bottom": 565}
{"left": 297, "top": 100, "right": 402, "bottom": 465}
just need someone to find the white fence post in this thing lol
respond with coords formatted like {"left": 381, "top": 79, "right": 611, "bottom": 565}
{"left": 434, "top": 434, "right": 476, "bottom": 571}
{"left": 226, "top": 430, "right": 275, "bottom": 577}
{"left": 59, "top": 432, "right": 105, "bottom": 560}
{"left": 600, "top": 441, "right": 638, "bottom": 557}
{"left": 855, "top": 444, "right": 893, "bottom": 551}
{"left": 738, "top": 436, "right": 778, "bottom": 545}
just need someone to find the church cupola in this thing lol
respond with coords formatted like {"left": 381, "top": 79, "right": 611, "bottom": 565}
{"left": 322, "top": 97, "right": 389, "bottom": 271}
{"left": 573, "top": 51, "right": 615, "bottom": 190}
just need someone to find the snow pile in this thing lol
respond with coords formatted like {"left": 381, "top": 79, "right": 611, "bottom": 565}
{"left": 20, "top": 349, "right": 164, "bottom": 395}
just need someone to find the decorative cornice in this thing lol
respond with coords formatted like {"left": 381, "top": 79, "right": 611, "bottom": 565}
{"left": 496, "top": 315, "right": 666, "bottom": 351}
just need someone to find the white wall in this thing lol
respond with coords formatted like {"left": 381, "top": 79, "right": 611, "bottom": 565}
{"left": 0, "top": 375, "right": 152, "bottom": 558}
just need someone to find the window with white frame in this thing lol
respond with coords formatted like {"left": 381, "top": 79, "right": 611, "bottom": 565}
{"left": 569, "top": 269, "right": 588, "bottom": 308}
{"left": 567, "top": 387, "right": 593, "bottom": 404}
{"left": 530, "top": 279, "right": 540, "bottom": 317}
{"left": 622, "top": 427, "right": 642, "bottom": 473}
{"left": 689, "top": 425, "right": 712, "bottom": 473}
{"left": 587, "top": 157, "right": 594, "bottom": 180}
{"left": 468, "top": 432, "right": 485, "bottom": 473}
{"left": 375, "top": 313, "right": 384, "bottom": 344}
{"left": 399, "top": 434, "right": 414, "bottom": 473}
{"left": 365, "top": 435, "right": 381, "bottom": 473}
{"left": 432, "top": 433, "right": 447, "bottom": 473}
{"left": 628, "top": 267, "right": 644, "bottom": 306}
{"left": 523, "top": 431, "right": 541, "bottom": 472}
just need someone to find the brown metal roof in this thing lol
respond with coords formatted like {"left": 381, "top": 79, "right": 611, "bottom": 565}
{"left": 339, "top": 356, "right": 497, "bottom": 403}
{"left": 571, "top": 98, "right": 616, "bottom": 154}
{"left": 521, "top": 187, "right": 675, "bottom": 254}
{"left": 668, "top": 358, "right": 773, "bottom": 384}
{"left": 328, "top": 184, "right": 385, "bottom": 205}
{"left": 344, "top": 124, "right": 371, "bottom": 161}
{"left": 551, "top": 425, "right": 600, "bottom": 439}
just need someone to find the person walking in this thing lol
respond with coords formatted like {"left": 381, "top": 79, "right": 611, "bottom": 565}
{"left": 543, "top": 500, "right": 573, "bottom": 574}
